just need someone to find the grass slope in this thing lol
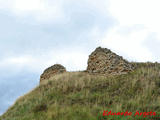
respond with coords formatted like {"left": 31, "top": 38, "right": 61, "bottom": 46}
{"left": 1, "top": 62, "right": 160, "bottom": 120}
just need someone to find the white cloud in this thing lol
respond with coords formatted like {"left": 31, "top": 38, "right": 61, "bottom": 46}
{"left": 0, "top": 49, "right": 89, "bottom": 74}
{"left": 0, "top": 0, "right": 66, "bottom": 23}
{"left": 0, "top": 55, "right": 37, "bottom": 73}
{"left": 0, "top": 0, "right": 109, "bottom": 24}
{"left": 109, "top": 0, "right": 160, "bottom": 30}
{"left": 7, "top": 56, "right": 34, "bottom": 65}
{"left": 13, "top": 0, "right": 44, "bottom": 12}
{"left": 0, "top": 0, "right": 111, "bottom": 74}
{"left": 101, "top": 26, "right": 154, "bottom": 61}
{"left": 46, "top": 50, "right": 88, "bottom": 71}
{"left": 101, "top": 0, "right": 160, "bottom": 62}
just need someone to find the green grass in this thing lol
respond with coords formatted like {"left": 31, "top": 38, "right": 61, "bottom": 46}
{"left": 1, "top": 62, "right": 160, "bottom": 120}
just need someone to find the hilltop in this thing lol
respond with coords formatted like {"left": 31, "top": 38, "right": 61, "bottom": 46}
{"left": 1, "top": 47, "right": 160, "bottom": 120}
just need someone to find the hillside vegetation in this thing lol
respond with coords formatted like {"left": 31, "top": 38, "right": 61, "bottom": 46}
{"left": 1, "top": 62, "right": 160, "bottom": 120}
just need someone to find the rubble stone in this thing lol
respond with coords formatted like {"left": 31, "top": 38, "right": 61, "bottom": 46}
{"left": 40, "top": 64, "right": 66, "bottom": 83}
{"left": 87, "top": 47, "right": 134, "bottom": 75}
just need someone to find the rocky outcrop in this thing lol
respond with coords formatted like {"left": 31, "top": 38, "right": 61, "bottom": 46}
{"left": 87, "top": 47, "right": 134, "bottom": 75}
{"left": 40, "top": 64, "right": 66, "bottom": 83}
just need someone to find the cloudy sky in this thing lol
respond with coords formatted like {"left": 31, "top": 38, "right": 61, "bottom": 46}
{"left": 0, "top": 0, "right": 160, "bottom": 115}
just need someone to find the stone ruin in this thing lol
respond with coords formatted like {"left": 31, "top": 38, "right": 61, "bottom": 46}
{"left": 87, "top": 47, "right": 134, "bottom": 75}
{"left": 40, "top": 64, "right": 66, "bottom": 83}
{"left": 40, "top": 47, "right": 134, "bottom": 84}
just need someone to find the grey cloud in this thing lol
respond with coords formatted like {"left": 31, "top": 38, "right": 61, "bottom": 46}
{"left": 0, "top": 0, "right": 115, "bottom": 58}
{"left": 0, "top": 0, "right": 115, "bottom": 115}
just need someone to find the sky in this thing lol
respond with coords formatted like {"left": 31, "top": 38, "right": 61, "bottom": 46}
{"left": 0, "top": 0, "right": 160, "bottom": 115}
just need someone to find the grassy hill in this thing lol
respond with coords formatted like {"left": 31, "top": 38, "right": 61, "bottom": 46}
{"left": 1, "top": 62, "right": 160, "bottom": 120}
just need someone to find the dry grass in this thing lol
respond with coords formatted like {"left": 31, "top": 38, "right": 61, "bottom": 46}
{"left": 1, "top": 62, "right": 160, "bottom": 120}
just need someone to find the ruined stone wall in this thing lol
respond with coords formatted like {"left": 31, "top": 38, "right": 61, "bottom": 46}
{"left": 40, "top": 47, "right": 134, "bottom": 84}
{"left": 40, "top": 64, "right": 66, "bottom": 83}
{"left": 87, "top": 47, "right": 134, "bottom": 75}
